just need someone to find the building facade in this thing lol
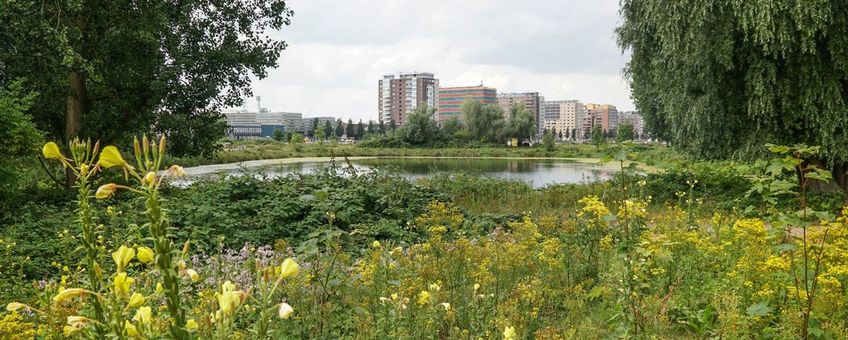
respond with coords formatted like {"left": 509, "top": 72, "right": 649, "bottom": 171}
{"left": 585, "top": 103, "right": 619, "bottom": 134}
{"left": 542, "top": 100, "right": 586, "bottom": 139}
{"left": 437, "top": 85, "right": 497, "bottom": 123}
{"left": 497, "top": 92, "right": 544, "bottom": 134}
{"left": 378, "top": 72, "right": 439, "bottom": 126}
{"left": 617, "top": 111, "right": 644, "bottom": 137}
{"left": 225, "top": 109, "right": 337, "bottom": 139}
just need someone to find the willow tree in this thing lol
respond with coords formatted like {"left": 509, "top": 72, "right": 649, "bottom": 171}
{"left": 0, "top": 0, "right": 294, "bottom": 157}
{"left": 617, "top": 0, "right": 848, "bottom": 186}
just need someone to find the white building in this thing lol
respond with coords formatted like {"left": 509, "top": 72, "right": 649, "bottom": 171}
{"left": 378, "top": 72, "right": 439, "bottom": 126}
{"left": 543, "top": 100, "right": 586, "bottom": 139}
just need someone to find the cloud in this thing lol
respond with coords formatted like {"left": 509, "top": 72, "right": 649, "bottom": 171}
{"left": 247, "top": 0, "right": 634, "bottom": 122}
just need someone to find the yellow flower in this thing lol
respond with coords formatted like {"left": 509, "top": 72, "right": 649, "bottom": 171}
{"left": 63, "top": 325, "right": 80, "bottom": 336}
{"left": 96, "top": 183, "right": 118, "bottom": 199}
{"left": 278, "top": 302, "right": 294, "bottom": 319}
{"left": 185, "top": 319, "right": 198, "bottom": 332}
{"left": 185, "top": 269, "right": 200, "bottom": 282}
{"left": 112, "top": 245, "right": 135, "bottom": 272}
{"left": 6, "top": 302, "right": 26, "bottom": 312}
{"left": 503, "top": 326, "right": 516, "bottom": 340}
{"left": 142, "top": 172, "right": 156, "bottom": 186}
{"left": 166, "top": 165, "right": 186, "bottom": 177}
{"left": 216, "top": 281, "right": 243, "bottom": 315}
{"left": 98, "top": 145, "right": 127, "bottom": 168}
{"left": 429, "top": 283, "right": 441, "bottom": 292}
{"left": 114, "top": 272, "right": 134, "bottom": 298}
{"left": 372, "top": 240, "right": 382, "bottom": 248}
{"left": 156, "top": 282, "right": 163, "bottom": 294}
{"left": 133, "top": 306, "right": 151, "bottom": 325}
{"left": 67, "top": 316, "right": 90, "bottom": 328}
{"left": 127, "top": 293, "right": 145, "bottom": 308}
{"left": 417, "top": 291, "right": 430, "bottom": 305}
{"left": 137, "top": 246, "right": 154, "bottom": 264}
{"left": 280, "top": 258, "right": 299, "bottom": 279}
{"left": 42, "top": 142, "right": 64, "bottom": 160}
{"left": 53, "top": 288, "right": 88, "bottom": 303}
{"left": 124, "top": 320, "right": 138, "bottom": 337}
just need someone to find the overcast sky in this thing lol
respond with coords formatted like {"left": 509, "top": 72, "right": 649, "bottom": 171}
{"left": 247, "top": 0, "right": 633, "bottom": 122}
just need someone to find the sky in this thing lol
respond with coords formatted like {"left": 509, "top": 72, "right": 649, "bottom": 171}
{"left": 246, "top": 0, "right": 633, "bottom": 122}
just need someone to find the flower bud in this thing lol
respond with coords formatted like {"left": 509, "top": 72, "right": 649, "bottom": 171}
{"left": 142, "top": 172, "right": 156, "bottom": 186}
{"left": 136, "top": 246, "right": 154, "bottom": 264}
{"left": 185, "top": 269, "right": 200, "bottom": 282}
{"left": 42, "top": 142, "right": 64, "bottom": 160}
{"left": 186, "top": 319, "right": 198, "bottom": 332}
{"left": 95, "top": 184, "right": 118, "bottom": 200}
{"left": 127, "top": 293, "right": 145, "bottom": 308}
{"left": 124, "top": 320, "right": 138, "bottom": 336}
{"left": 6, "top": 302, "right": 26, "bottom": 312}
{"left": 166, "top": 165, "right": 186, "bottom": 177}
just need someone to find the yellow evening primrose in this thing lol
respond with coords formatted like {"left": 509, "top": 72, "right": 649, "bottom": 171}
{"left": 114, "top": 272, "right": 134, "bottom": 299}
{"left": 127, "top": 293, "right": 145, "bottom": 308}
{"left": 142, "top": 172, "right": 156, "bottom": 186}
{"left": 67, "top": 316, "right": 90, "bottom": 328}
{"left": 98, "top": 145, "right": 127, "bottom": 168}
{"left": 42, "top": 142, "right": 64, "bottom": 160}
{"left": 185, "top": 319, "right": 199, "bottom": 332}
{"left": 112, "top": 245, "right": 135, "bottom": 272}
{"left": 6, "top": 302, "right": 26, "bottom": 312}
{"left": 133, "top": 306, "right": 151, "bottom": 325}
{"left": 280, "top": 258, "right": 299, "bottom": 279}
{"left": 278, "top": 302, "right": 294, "bottom": 319}
{"left": 124, "top": 320, "right": 138, "bottom": 337}
{"left": 63, "top": 325, "right": 80, "bottom": 337}
{"left": 53, "top": 288, "right": 88, "bottom": 303}
{"left": 95, "top": 183, "right": 118, "bottom": 199}
{"left": 217, "top": 281, "right": 242, "bottom": 315}
{"left": 372, "top": 240, "right": 381, "bottom": 248}
{"left": 503, "top": 326, "right": 516, "bottom": 340}
{"left": 418, "top": 291, "right": 430, "bottom": 305}
{"left": 136, "top": 246, "right": 154, "bottom": 264}
{"left": 166, "top": 165, "right": 186, "bottom": 177}
{"left": 185, "top": 269, "right": 200, "bottom": 282}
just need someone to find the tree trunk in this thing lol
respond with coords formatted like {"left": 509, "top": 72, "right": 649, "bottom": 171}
{"left": 65, "top": 70, "right": 87, "bottom": 189}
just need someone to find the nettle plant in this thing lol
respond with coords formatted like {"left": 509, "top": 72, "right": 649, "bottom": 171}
{"left": 6, "top": 136, "right": 300, "bottom": 339}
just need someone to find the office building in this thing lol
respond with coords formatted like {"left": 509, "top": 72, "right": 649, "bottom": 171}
{"left": 498, "top": 92, "right": 544, "bottom": 133}
{"left": 437, "top": 85, "right": 497, "bottom": 122}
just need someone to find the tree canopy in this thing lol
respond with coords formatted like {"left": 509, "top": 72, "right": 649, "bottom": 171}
{"left": 461, "top": 98, "right": 505, "bottom": 143}
{"left": 617, "top": 0, "right": 848, "bottom": 169}
{"left": 0, "top": 0, "right": 294, "bottom": 156}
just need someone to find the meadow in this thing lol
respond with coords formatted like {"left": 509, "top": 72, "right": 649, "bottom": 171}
{"left": 1, "top": 139, "right": 847, "bottom": 339}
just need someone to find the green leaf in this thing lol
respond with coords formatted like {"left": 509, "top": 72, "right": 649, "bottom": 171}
{"left": 746, "top": 302, "right": 772, "bottom": 317}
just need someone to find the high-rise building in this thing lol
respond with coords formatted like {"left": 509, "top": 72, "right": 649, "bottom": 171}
{"left": 378, "top": 72, "right": 439, "bottom": 126}
{"left": 542, "top": 100, "right": 586, "bottom": 139}
{"left": 617, "top": 111, "right": 644, "bottom": 137}
{"left": 437, "top": 85, "right": 497, "bottom": 122}
{"left": 498, "top": 92, "right": 544, "bottom": 134}
{"left": 585, "top": 103, "right": 619, "bottom": 134}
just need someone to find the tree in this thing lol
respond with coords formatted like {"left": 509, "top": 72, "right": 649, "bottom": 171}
{"left": 591, "top": 126, "right": 604, "bottom": 147}
{"left": 542, "top": 131, "right": 556, "bottom": 152}
{"left": 440, "top": 117, "right": 463, "bottom": 141}
{"left": 550, "top": 127, "right": 557, "bottom": 140}
{"left": 314, "top": 125, "right": 326, "bottom": 142}
{"left": 0, "top": 79, "right": 43, "bottom": 209}
{"left": 367, "top": 121, "right": 375, "bottom": 134}
{"left": 356, "top": 120, "right": 364, "bottom": 139}
{"left": 271, "top": 129, "right": 285, "bottom": 142}
{"left": 462, "top": 98, "right": 505, "bottom": 143}
{"left": 334, "top": 120, "right": 344, "bottom": 138}
{"left": 0, "top": 0, "right": 294, "bottom": 157}
{"left": 564, "top": 129, "right": 570, "bottom": 140}
{"left": 345, "top": 118, "right": 355, "bottom": 139}
{"left": 402, "top": 105, "right": 439, "bottom": 145}
{"left": 618, "top": 0, "right": 848, "bottom": 186}
{"left": 289, "top": 132, "right": 304, "bottom": 144}
{"left": 571, "top": 128, "right": 577, "bottom": 141}
{"left": 323, "top": 120, "right": 333, "bottom": 140}
{"left": 378, "top": 120, "right": 386, "bottom": 135}
{"left": 558, "top": 130, "right": 563, "bottom": 140}
{"left": 616, "top": 122, "right": 635, "bottom": 142}
{"left": 311, "top": 118, "right": 320, "bottom": 137}
{"left": 504, "top": 103, "right": 535, "bottom": 142}
{"left": 389, "top": 119, "right": 397, "bottom": 131}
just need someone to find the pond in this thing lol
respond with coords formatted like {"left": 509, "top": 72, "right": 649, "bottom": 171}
{"left": 179, "top": 157, "right": 617, "bottom": 188}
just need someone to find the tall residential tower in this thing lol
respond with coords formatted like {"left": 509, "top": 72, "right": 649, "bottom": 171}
{"left": 378, "top": 72, "right": 439, "bottom": 126}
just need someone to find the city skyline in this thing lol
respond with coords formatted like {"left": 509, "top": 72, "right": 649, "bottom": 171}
{"left": 241, "top": 0, "right": 633, "bottom": 122}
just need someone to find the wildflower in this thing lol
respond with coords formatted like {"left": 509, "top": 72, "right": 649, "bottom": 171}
{"left": 114, "top": 272, "right": 134, "bottom": 299}
{"left": 503, "top": 326, "right": 516, "bottom": 340}
{"left": 124, "top": 320, "right": 138, "bottom": 337}
{"left": 185, "top": 269, "right": 200, "bottom": 282}
{"left": 112, "top": 245, "right": 135, "bottom": 272}
{"left": 98, "top": 146, "right": 127, "bottom": 168}
{"left": 217, "top": 281, "right": 243, "bottom": 315}
{"left": 278, "top": 303, "right": 294, "bottom": 319}
{"left": 185, "top": 319, "right": 198, "bottom": 332}
{"left": 429, "top": 283, "right": 441, "bottom": 292}
{"left": 280, "top": 258, "right": 299, "bottom": 279}
{"left": 372, "top": 240, "right": 381, "bottom": 249}
{"left": 127, "top": 293, "right": 145, "bottom": 308}
{"left": 137, "top": 246, "right": 154, "bottom": 264}
{"left": 391, "top": 293, "right": 398, "bottom": 300}
{"left": 155, "top": 282, "right": 163, "bottom": 294}
{"left": 95, "top": 183, "right": 118, "bottom": 199}
{"left": 133, "top": 306, "right": 151, "bottom": 325}
{"left": 6, "top": 302, "right": 26, "bottom": 312}
{"left": 438, "top": 302, "right": 451, "bottom": 311}
{"left": 53, "top": 288, "right": 88, "bottom": 303}
{"left": 63, "top": 325, "right": 80, "bottom": 336}
{"left": 418, "top": 291, "right": 430, "bottom": 305}
{"left": 473, "top": 283, "right": 480, "bottom": 291}
{"left": 142, "top": 172, "right": 156, "bottom": 186}
{"left": 67, "top": 316, "right": 91, "bottom": 329}
{"left": 42, "top": 142, "right": 64, "bottom": 160}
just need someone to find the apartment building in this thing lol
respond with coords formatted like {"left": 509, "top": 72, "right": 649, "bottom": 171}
{"left": 378, "top": 72, "right": 439, "bottom": 126}
{"left": 497, "top": 92, "right": 544, "bottom": 133}
{"left": 585, "top": 103, "right": 619, "bottom": 134}
{"left": 543, "top": 100, "right": 586, "bottom": 139}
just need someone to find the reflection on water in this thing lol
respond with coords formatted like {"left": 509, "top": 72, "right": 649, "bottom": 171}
{"left": 190, "top": 158, "right": 615, "bottom": 188}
